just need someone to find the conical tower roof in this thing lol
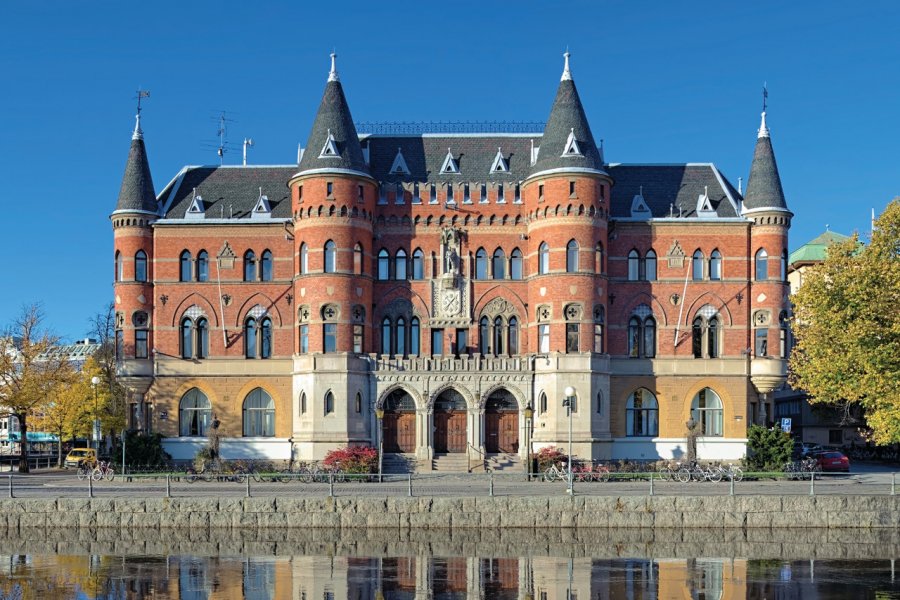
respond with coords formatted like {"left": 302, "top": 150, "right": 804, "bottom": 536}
{"left": 743, "top": 112, "right": 788, "bottom": 212}
{"left": 114, "top": 114, "right": 158, "bottom": 214}
{"left": 296, "top": 54, "right": 370, "bottom": 177}
{"left": 529, "top": 52, "right": 605, "bottom": 179}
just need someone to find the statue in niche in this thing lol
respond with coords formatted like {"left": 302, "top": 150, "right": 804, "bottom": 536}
{"left": 441, "top": 226, "right": 461, "bottom": 276}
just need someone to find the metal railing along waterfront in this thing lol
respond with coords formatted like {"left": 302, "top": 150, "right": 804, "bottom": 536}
{"left": 3, "top": 469, "right": 898, "bottom": 499}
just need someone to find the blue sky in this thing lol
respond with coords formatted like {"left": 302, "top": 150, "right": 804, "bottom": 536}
{"left": 1, "top": 1, "right": 898, "bottom": 341}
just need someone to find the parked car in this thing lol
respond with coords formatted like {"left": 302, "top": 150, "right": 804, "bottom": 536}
{"left": 814, "top": 451, "right": 850, "bottom": 473}
{"left": 792, "top": 442, "right": 822, "bottom": 459}
{"left": 64, "top": 448, "right": 97, "bottom": 469}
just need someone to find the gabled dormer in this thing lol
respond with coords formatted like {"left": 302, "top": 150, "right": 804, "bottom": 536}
{"left": 251, "top": 187, "right": 272, "bottom": 220}
{"left": 440, "top": 148, "right": 459, "bottom": 174}
{"left": 185, "top": 189, "right": 205, "bottom": 220}
{"left": 489, "top": 148, "right": 509, "bottom": 173}
{"left": 697, "top": 186, "right": 716, "bottom": 218}
{"left": 631, "top": 186, "right": 651, "bottom": 219}
{"left": 390, "top": 147, "right": 410, "bottom": 175}
{"left": 561, "top": 128, "right": 583, "bottom": 157}
{"left": 318, "top": 129, "right": 341, "bottom": 159}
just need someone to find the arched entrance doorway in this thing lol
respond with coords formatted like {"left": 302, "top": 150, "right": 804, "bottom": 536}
{"left": 433, "top": 389, "right": 467, "bottom": 453}
{"left": 382, "top": 389, "right": 416, "bottom": 453}
{"left": 485, "top": 389, "right": 519, "bottom": 453}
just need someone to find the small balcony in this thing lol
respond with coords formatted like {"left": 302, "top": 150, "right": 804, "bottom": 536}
{"left": 750, "top": 356, "right": 788, "bottom": 394}
{"left": 372, "top": 354, "right": 532, "bottom": 374}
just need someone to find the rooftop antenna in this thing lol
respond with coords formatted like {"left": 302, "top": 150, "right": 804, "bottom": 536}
{"left": 132, "top": 89, "right": 150, "bottom": 140}
{"left": 243, "top": 138, "right": 254, "bottom": 166}
{"left": 738, "top": 176, "right": 743, "bottom": 195}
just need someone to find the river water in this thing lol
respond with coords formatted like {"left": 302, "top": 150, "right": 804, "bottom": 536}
{"left": 1, "top": 527, "right": 898, "bottom": 599}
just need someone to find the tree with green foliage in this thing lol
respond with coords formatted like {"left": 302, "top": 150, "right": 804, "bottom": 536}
{"left": 790, "top": 199, "right": 900, "bottom": 444}
{"left": 745, "top": 424, "right": 793, "bottom": 471}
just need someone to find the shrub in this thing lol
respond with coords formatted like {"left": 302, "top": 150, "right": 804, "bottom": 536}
{"left": 535, "top": 446, "right": 569, "bottom": 472}
{"left": 323, "top": 445, "right": 378, "bottom": 474}
{"left": 119, "top": 432, "right": 171, "bottom": 470}
{"left": 746, "top": 424, "right": 793, "bottom": 471}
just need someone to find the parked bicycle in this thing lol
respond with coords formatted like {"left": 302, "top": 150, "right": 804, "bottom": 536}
{"left": 544, "top": 461, "right": 570, "bottom": 482}
{"left": 91, "top": 461, "right": 115, "bottom": 482}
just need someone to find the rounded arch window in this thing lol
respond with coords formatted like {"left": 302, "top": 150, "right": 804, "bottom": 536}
{"left": 691, "top": 388, "right": 724, "bottom": 436}
{"left": 411, "top": 249, "right": 424, "bottom": 279}
{"left": 538, "top": 242, "right": 549, "bottom": 275}
{"left": 377, "top": 249, "right": 390, "bottom": 280}
{"left": 179, "top": 388, "right": 211, "bottom": 437}
{"left": 475, "top": 248, "right": 488, "bottom": 279}
{"left": 353, "top": 243, "right": 364, "bottom": 275}
{"left": 755, "top": 248, "right": 768, "bottom": 281}
{"left": 645, "top": 249, "right": 657, "bottom": 281}
{"left": 324, "top": 240, "right": 336, "bottom": 273}
{"left": 324, "top": 391, "right": 335, "bottom": 415}
{"left": 299, "top": 243, "right": 308, "bottom": 274}
{"left": 242, "top": 388, "right": 274, "bottom": 437}
{"left": 626, "top": 388, "right": 658, "bottom": 437}
{"left": 134, "top": 250, "right": 147, "bottom": 282}
{"left": 566, "top": 240, "right": 579, "bottom": 273}
{"left": 627, "top": 249, "right": 640, "bottom": 281}
{"left": 709, "top": 250, "right": 722, "bottom": 281}
{"left": 115, "top": 251, "right": 123, "bottom": 282}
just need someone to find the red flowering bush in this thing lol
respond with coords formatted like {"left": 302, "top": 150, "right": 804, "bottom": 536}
{"left": 323, "top": 445, "right": 378, "bottom": 474}
{"left": 535, "top": 446, "right": 569, "bottom": 472}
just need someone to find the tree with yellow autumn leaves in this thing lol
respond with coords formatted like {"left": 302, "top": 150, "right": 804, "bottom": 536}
{"left": 790, "top": 199, "right": 900, "bottom": 444}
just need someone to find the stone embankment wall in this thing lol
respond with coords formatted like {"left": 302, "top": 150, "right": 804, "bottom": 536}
{"left": 1, "top": 495, "right": 897, "bottom": 529}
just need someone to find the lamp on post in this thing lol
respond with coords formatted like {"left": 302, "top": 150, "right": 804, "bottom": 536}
{"left": 91, "top": 376, "right": 101, "bottom": 453}
{"left": 563, "top": 385, "right": 576, "bottom": 496}
{"left": 523, "top": 402, "right": 534, "bottom": 481}
{"left": 375, "top": 406, "right": 385, "bottom": 483}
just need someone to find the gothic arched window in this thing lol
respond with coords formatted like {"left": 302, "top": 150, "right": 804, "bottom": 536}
{"left": 395, "top": 249, "right": 407, "bottom": 280}
{"left": 354, "top": 243, "right": 364, "bottom": 275}
{"left": 508, "top": 317, "right": 519, "bottom": 355}
{"left": 510, "top": 248, "right": 523, "bottom": 280}
{"left": 410, "top": 317, "right": 420, "bottom": 355}
{"left": 244, "top": 317, "right": 257, "bottom": 358}
{"left": 134, "top": 250, "right": 147, "bottom": 282}
{"left": 260, "top": 250, "right": 273, "bottom": 281}
{"left": 626, "top": 388, "right": 659, "bottom": 437}
{"left": 538, "top": 242, "right": 549, "bottom": 275}
{"left": 692, "top": 250, "right": 704, "bottom": 281}
{"left": 475, "top": 248, "right": 488, "bottom": 280}
{"left": 180, "top": 318, "right": 193, "bottom": 359}
{"left": 566, "top": 240, "right": 579, "bottom": 273}
{"left": 243, "top": 388, "right": 274, "bottom": 437}
{"left": 180, "top": 250, "right": 192, "bottom": 282}
{"left": 492, "top": 248, "right": 506, "bottom": 279}
{"left": 755, "top": 248, "right": 768, "bottom": 281}
{"left": 377, "top": 249, "right": 390, "bottom": 280}
{"left": 299, "top": 243, "right": 308, "bottom": 274}
{"left": 243, "top": 250, "right": 256, "bottom": 281}
{"left": 196, "top": 250, "right": 209, "bottom": 282}
{"left": 179, "top": 388, "right": 211, "bottom": 437}
{"left": 324, "top": 240, "right": 336, "bottom": 273}
{"left": 115, "top": 251, "right": 123, "bottom": 282}
{"left": 645, "top": 249, "right": 657, "bottom": 281}
{"left": 479, "top": 317, "right": 490, "bottom": 355}
{"left": 411, "top": 249, "right": 424, "bottom": 280}
{"left": 709, "top": 249, "right": 722, "bottom": 281}
{"left": 627, "top": 249, "right": 640, "bottom": 281}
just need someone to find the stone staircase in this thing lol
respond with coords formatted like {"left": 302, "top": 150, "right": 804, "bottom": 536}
{"left": 486, "top": 453, "right": 523, "bottom": 472}
{"left": 431, "top": 453, "right": 471, "bottom": 472}
{"left": 382, "top": 453, "right": 417, "bottom": 474}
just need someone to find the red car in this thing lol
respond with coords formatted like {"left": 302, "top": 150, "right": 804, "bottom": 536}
{"left": 815, "top": 451, "right": 850, "bottom": 472}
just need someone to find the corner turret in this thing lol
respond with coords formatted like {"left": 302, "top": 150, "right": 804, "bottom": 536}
{"left": 113, "top": 113, "right": 158, "bottom": 215}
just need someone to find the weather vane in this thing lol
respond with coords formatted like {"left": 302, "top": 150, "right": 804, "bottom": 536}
{"left": 762, "top": 82, "right": 768, "bottom": 113}
{"left": 135, "top": 89, "right": 151, "bottom": 114}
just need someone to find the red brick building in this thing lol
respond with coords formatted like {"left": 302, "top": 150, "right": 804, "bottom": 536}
{"left": 112, "top": 54, "right": 791, "bottom": 468}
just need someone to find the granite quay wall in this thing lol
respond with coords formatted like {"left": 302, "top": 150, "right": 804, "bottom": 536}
{"left": 1, "top": 495, "right": 898, "bottom": 530}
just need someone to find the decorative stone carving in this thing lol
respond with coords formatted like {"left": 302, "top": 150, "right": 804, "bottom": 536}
{"left": 217, "top": 241, "right": 236, "bottom": 269}
{"left": 481, "top": 297, "right": 518, "bottom": 318}
{"left": 537, "top": 305, "right": 551, "bottom": 322}
{"left": 298, "top": 305, "right": 310, "bottom": 322}
{"left": 753, "top": 310, "right": 770, "bottom": 326}
{"left": 564, "top": 303, "right": 582, "bottom": 321}
{"left": 666, "top": 239, "right": 686, "bottom": 269}
{"left": 321, "top": 304, "right": 340, "bottom": 321}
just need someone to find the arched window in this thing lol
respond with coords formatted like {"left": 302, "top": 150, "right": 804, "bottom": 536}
{"left": 493, "top": 316, "right": 504, "bottom": 356}
{"left": 377, "top": 249, "right": 390, "bottom": 280}
{"left": 396, "top": 317, "right": 406, "bottom": 356}
{"left": 596, "top": 391, "right": 603, "bottom": 415}
{"left": 260, "top": 250, "right": 273, "bottom": 281}
{"left": 626, "top": 389, "right": 659, "bottom": 437}
{"left": 179, "top": 388, "right": 211, "bottom": 437}
{"left": 566, "top": 240, "right": 579, "bottom": 273}
{"left": 780, "top": 249, "right": 788, "bottom": 282}
{"left": 180, "top": 318, "right": 193, "bottom": 359}
{"left": 755, "top": 248, "right": 768, "bottom": 281}
{"left": 627, "top": 250, "right": 640, "bottom": 281}
{"left": 538, "top": 242, "right": 549, "bottom": 275}
{"left": 691, "top": 388, "right": 723, "bottom": 436}
{"left": 645, "top": 249, "right": 657, "bottom": 281}
{"left": 508, "top": 317, "right": 519, "bottom": 355}
{"left": 196, "top": 250, "right": 209, "bottom": 282}
{"left": 410, "top": 317, "right": 420, "bottom": 355}
{"left": 134, "top": 250, "right": 147, "bottom": 282}
{"left": 355, "top": 392, "right": 362, "bottom": 414}
{"left": 354, "top": 243, "right": 364, "bottom": 275}
{"left": 492, "top": 248, "right": 506, "bottom": 279}
{"left": 115, "top": 251, "right": 123, "bottom": 282}
{"left": 475, "top": 248, "right": 488, "bottom": 280}
{"left": 381, "top": 318, "right": 392, "bottom": 355}
{"left": 779, "top": 310, "right": 789, "bottom": 358}
{"left": 244, "top": 317, "right": 257, "bottom": 359}
{"left": 299, "top": 391, "right": 307, "bottom": 415}
{"left": 324, "top": 391, "right": 334, "bottom": 415}
{"left": 242, "top": 388, "right": 274, "bottom": 437}
{"left": 708, "top": 317, "right": 719, "bottom": 358}
{"left": 595, "top": 242, "right": 605, "bottom": 274}
{"left": 411, "top": 249, "right": 424, "bottom": 280}
{"left": 299, "top": 243, "right": 308, "bottom": 274}
{"left": 539, "top": 392, "right": 548, "bottom": 415}
{"left": 510, "top": 248, "right": 523, "bottom": 280}
{"left": 593, "top": 306, "right": 605, "bottom": 353}
{"left": 628, "top": 306, "right": 656, "bottom": 358}
{"left": 324, "top": 240, "right": 336, "bottom": 273}
{"left": 709, "top": 250, "right": 722, "bottom": 281}
{"left": 692, "top": 250, "right": 704, "bottom": 281}
{"left": 644, "top": 317, "right": 656, "bottom": 358}
{"left": 628, "top": 317, "right": 640, "bottom": 358}
{"left": 243, "top": 250, "right": 256, "bottom": 281}
{"left": 395, "top": 249, "right": 407, "bottom": 280}
{"left": 692, "top": 317, "right": 703, "bottom": 358}
{"left": 180, "top": 250, "right": 192, "bottom": 282}
{"left": 260, "top": 317, "right": 272, "bottom": 359}
{"left": 196, "top": 318, "right": 209, "bottom": 359}
{"left": 479, "top": 317, "right": 490, "bottom": 355}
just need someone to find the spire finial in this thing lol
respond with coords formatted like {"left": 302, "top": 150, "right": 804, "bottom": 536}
{"left": 561, "top": 49, "right": 572, "bottom": 81}
{"left": 132, "top": 89, "right": 150, "bottom": 141}
{"left": 758, "top": 83, "right": 770, "bottom": 138}
{"left": 328, "top": 52, "right": 339, "bottom": 82}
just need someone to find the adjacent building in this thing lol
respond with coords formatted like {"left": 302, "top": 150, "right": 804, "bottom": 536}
{"left": 113, "top": 54, "right": 792, "bottom": 468}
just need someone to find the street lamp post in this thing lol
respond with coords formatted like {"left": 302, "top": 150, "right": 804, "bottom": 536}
{"left": 375, "top": 406, "right": 384, "bottom": 483}
{"left": 91, "top": 376, "right": 101, "bottom": 453}
{"left": 563, "top": 385, "right": 576, "bottom": 496}
{"left": 523, "top": 402, "right": 534, "bottom": 481}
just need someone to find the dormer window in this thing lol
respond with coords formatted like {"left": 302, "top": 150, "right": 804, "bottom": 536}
{"left": 630, "top": 187, "right": 651, "bottom": 219}
{"left": 251, "top": 188, "right": 271, "bottom": 220}
{"left": 319, "top": 128, "right": 340, "bottom": 158}
{"left": 562, "top": 128, "right": 582, "bottom": 157}
{"left": 440, "top": 148, "right": 459, "bottom": 174}
{"left": 697, "top": 186, "right": 716, "bottom": 217}
{"left": 489, "top": 148, "right": 509, "bottom": 173}
{"left": 185, "top": 190, "right": 205, "bottom": 219}
{"left": 390, "top": 147, "right": 410, "bottom": 175}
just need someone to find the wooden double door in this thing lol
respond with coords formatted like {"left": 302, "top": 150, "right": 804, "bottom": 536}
{"left": 485, "top": 411, "right": 519, "bottom": 453}
{"left": 434, "top": 410, "right": 467, "bottom": 453}
{"left": 383, "top": 412, "right": 416, "bottom": 453}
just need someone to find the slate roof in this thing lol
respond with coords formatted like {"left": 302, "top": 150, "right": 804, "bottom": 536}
{"left": 529, "top": 78, "right": 605, "bottom": 178}
{"left": 607, "top": 164, "right": 742, "bottom": 219}
{"left": 159, "top": 166, "right": 294, "bottom": 220}
{"left": 364, "top": 135, "right": 536, "bottom": 183}
{"left": 296, "top": 79, "right": 369, "bottom": 176}
{"left": 743, "top": 123, "right": 788, "bottom": 212}
{"left": 115, "top": 137, "right": 158, "bottom": 214}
